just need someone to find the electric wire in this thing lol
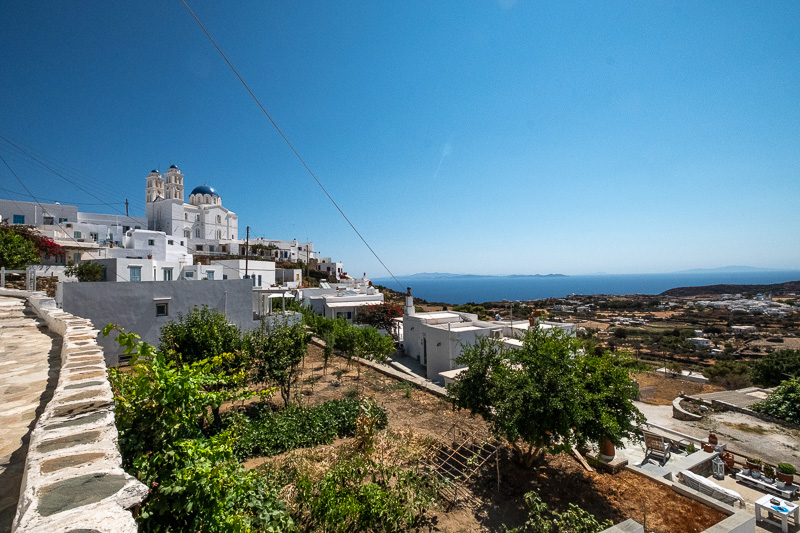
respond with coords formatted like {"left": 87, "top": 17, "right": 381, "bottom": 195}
{"left": 0, "top": 154, "right": 132, "bottom": 282}
{"left": 180, "top": 0, "right": 405, "bottom": 291}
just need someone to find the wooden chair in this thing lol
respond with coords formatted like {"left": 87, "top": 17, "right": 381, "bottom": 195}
{"left": 643, "top": 431, "right": 671, "bottom": 466}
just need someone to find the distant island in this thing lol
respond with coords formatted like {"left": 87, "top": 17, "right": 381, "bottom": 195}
{"left": 673, "top": 265, "right": 780, "bottom": 274}
{"left": 393, "top": 272, "right": 567, "bottom": 280}
{"left": 661, "top": 279, "right": 800, "bottom": 297}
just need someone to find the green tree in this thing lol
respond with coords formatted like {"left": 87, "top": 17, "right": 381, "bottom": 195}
{"left": 65, "top": 260, "right": 105, "bottom": 281}
{"left": 751, "top": 349, "right": 800, "bottom": 387}
{"left": 0, "top": 227, "right": 40, "bottom": 269}
{"left": 246, "top": 320, "right": 309, "bottom": 406}
{"left": 751, "top": 377, "right": 800, "bottom": 425}
{"left": 447, "top": 328, "right": 644, "bottom": 468}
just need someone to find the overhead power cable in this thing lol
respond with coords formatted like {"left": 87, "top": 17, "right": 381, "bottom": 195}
{"left": 180, "top": 0, "right": 404, "bottom": 291}
{"left": 0, "top": 154, "right": 132, "bottom": 282}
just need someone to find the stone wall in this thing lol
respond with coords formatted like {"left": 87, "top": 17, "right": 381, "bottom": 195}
{"left": 0, "top": 288, "right": 147, "bottom": 533}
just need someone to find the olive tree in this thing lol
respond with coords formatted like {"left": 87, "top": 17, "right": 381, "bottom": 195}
{"left": 447, "top": 327, "right": 644, "bottom": 467}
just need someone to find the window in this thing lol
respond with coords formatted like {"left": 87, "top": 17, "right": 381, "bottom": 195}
{"left": 180, "top": 240, "right": 184, "bottom": 246}
{"left": 184, "top": 213, "right": 188, "bottom": 220}
{"left": 216, "top": 230, "right": 221, "bottom": 239}
{"left": 156, "top": 302, "right": 169, "bottom": 317}
{"left": 168, "top": 239, "right": 173, "bottom": 245}
{"left": 43, "top": 216, "right": 54, "bottom": 225}
{"left": 147, "top": 239, "right": 155, "bottom": 246}
{"left": 129, "top": 266, "right": 142, "bottom": 282}
{"left": 257, "top": 275, "right": 262, "bottom": 286}
{"left": 13, "top": 214, "right": 24, "bottom": 224}
{"left": 196, "top": 245, "right": 203, "bottom": 251}
{"left": 208, "top": 245, "right": 215, "bottom": 252}
{"left": 196, "top": 214, "right": 200, "bottom": 221}
{"left": 184, "top": 229, "right": 190, "bottom": 238}
{"left": 185, "top": 271, "right": 194, "bottom": 278}
{"left": 58, "top": 217, "right": 68, "bottom": 223}
{"left": 73, "top": 253, "right": 81, "bottom": 263}
{"left": 74, "top": 231, "right": 82, "bottom": 239}
{"left": 223, "top": 274, "right": 228, "bottom": 280}
{"left": 89, "top": 232, "right": 98, "bottom": 242}
{"left": 123, "top": 226, "right": 130, "bottom": 232}
{"left": 195, "top": 227, "right": 201, "bottom": 238}
{"left": 135, "top": 225, "right": 141, "bottom": 229}
{"left": 207, "top": 270, "right": 215, "bottom": 280}
{"left": 162, "top": 267, "right": 173, "bottom": 281}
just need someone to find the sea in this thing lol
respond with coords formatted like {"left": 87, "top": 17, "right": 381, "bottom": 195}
{"left": 372, "top": 271, "right": 800, "bottom": 305}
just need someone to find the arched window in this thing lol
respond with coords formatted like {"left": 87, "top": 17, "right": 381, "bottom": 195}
{"left": 195, "top": 227, "right": 201, "bottom": 238}
{"left": 184, "top": 229, "right": 190, "bottom": 238}
{"left": 216, "top": 230, "right": 221, "bottom": 239}
{"left": 184, "top": 213, "right": 188, "bottom": 220}
{"left": 195, "top": 214, "right": 200, "bottom": 221}
{"left": 216, "top": 215, "right": 221, "bottom": 223}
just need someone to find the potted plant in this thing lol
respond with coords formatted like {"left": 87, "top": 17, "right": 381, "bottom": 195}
{"left": 686, "top": 443, "right": 697, "bottom": 454}
{"left": 708, "top": 432, "right": 718, "bottom": 445}
{"left": 777, "top": 463, "right": 796, "bottom": 485}
{"left": 763, "top": 465, "right": 775, "bottom": 484}
{"left": 746, "top": 457, "right": 763, "bottom": 471}
{"left": 702, "top": 442, "right": 714, "bottom": 452}
{"left": 722, "top": 451, "right": 735, "bottom": 471}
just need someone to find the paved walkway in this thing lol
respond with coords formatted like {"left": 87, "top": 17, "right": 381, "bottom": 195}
{"left": 0, "top": 296, "right": 61, "bottom": 532}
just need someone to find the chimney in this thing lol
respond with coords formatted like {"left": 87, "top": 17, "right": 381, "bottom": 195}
{"left": 405, "top": 287, "right": 415, "bottom": 316}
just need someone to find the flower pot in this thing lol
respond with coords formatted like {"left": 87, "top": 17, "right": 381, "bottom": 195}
{"left": 722, "top": 452, "right": 735, "bottom": 471}
{"left": 702, "top": 443, "right": 714, "bottom": 452}
{"left": 777, "top": 480, "right": 786, "bottom": 489}
{"left": 763, "top": 477, "right": 774, "bottom": 484}
{"left": 752, "top": 470, "right": 762, "bottom": 480}
{"left": 746, "top": 460, "right": 762, "bottom": 471}
{"left": 741, "top": 468, "right": 751, "bottom": 476}
{"left": 600, "top": 438, "right": 615, "bottom": 461}
{"left": 708, "top": 433, "right": 718, "bottom": 445}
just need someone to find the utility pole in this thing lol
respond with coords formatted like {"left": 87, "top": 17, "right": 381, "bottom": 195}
{"left": 125, "top": 199, "right": 129, "bottom": 217}
{"left": 244, "top": 226, "right": 250, "bottom": 278}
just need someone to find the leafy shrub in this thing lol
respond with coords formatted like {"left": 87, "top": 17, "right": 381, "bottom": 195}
{"left": 295, "top": 455, "right": 438, "bottom": 533}
{"left": 228, "top": 398, "right": 388, "bottom": 460}
{"left": 0, "top": 226, "right": 40, "bottom": 269}
{"left": 106, "top": 327, "right": 293, "bottom": 532}
{"left": 751, "top": 350, "right": 800, "bottom": 387}
{"left": 702, "top": 360, "right": 751, "bottom": 389}
{"left": 505, "top": 489, "right": 612, "bottom": 533}
{"left": 65, "top": 260, "right": 105, "bottom": 281}
{"left": 751, "top": 377, "right": 800, "bottom": 425}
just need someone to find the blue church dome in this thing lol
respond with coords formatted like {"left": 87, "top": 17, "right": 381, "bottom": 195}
{"left": 190, "top": 185, "right": 219, "bottom": 197}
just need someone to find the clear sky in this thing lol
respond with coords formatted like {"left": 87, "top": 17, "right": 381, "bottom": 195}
{"left": 1, "top": 1, "right": 798, "bottom": 277}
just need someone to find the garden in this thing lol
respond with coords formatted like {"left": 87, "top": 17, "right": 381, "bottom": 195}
{"left": 105, "top": 305, "right": 729, "bottom": 532}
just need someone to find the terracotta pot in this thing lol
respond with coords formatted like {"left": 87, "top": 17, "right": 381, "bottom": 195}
{"left": 746, "top": 460, "right": 762, "bottom": 471}
{"left": 722, "top": 452, "right": 735, "bottom": 471}
{"left": 600, "top": 438, "right": 615, "bottom": 460}
{"left": 777, "top": 472, "right": 794, "bottom": 484}
{"left": 702, "top": 443, "right": 714, "bottom": 452}
{"left": 708, "top": 433, "right": 718, "bottom": 445}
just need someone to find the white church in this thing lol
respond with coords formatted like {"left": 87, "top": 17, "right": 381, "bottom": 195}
{"left": 144, "top": 165, "right": 239, "bottom": 254}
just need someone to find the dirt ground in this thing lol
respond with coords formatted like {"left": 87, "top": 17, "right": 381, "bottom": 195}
{"left": 635, "top": 371, "right": 724, "bottom": 406}
{"left": 241, "top": 347, "right": 728, "bottom": 532}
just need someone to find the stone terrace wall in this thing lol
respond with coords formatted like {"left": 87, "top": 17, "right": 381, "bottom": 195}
{"left": 0, "top": 288, "right": 147, "bottom": 533}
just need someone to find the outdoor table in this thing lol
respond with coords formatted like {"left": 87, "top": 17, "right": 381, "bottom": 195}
{"left": 755, "top": 494, "right": 799, "bottom": 533}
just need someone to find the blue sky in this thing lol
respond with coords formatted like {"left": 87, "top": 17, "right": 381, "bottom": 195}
{"left": 1, "top": 1, "right": 798, "bottom": 277}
